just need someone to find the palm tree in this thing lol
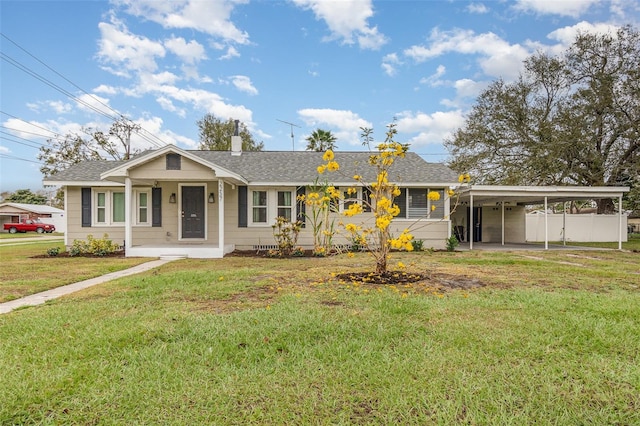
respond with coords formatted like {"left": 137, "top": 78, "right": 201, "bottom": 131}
{"left": 305, "top": 129, "right": 337, "bottom": 151}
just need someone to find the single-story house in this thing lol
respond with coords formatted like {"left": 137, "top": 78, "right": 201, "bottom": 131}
{"left": 43, "top": 142, "right": 630, "bottom": 257}
{"left": 43, "top": 143, "right": 461, "bottom": 258}
{"left": 0, "top": 202, "right": 66, "bottom": 233}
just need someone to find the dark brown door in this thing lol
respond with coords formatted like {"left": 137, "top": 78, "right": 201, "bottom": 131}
{"left": 182, "top": 186, "right": 204, "bottom": 238}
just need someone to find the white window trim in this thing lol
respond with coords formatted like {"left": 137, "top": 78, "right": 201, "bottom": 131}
{"left": 248, "top": 187, "right": 295, "bottom": 227}
{"left": 92, "top": 189, "right": 125, "bottom": 226}
{"left": 134, "top": 189, "right": 152, "bottom": 226}
{"left": 394, "top": 187, "right": 445, "bottom": 221}
{"left": 92, "top": 188, "right": 152, "bottom": 227}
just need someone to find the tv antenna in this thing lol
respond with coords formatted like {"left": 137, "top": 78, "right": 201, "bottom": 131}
{"left": 277, "top": 119, "right": 300, "bottom": 151}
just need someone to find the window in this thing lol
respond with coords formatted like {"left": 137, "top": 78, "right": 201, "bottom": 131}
{"left": 252, "top": 190, "right": 267, "bottom": 223}
{"left": 248, "top": 188, "right": 295, "bottom": 226}
{"left": 112, "top": 192, "right": 125, "bottom": 223}
{"left": 395, "top": 188, "right": 445, "bottom": 219}
{"left": 96, "top": 192, "right": 106, "bottom": 223}
{"left": 277, "top": 191, "right": 292, "bottom": 221}
{"left": 136, "top": 191, "right": 150, "bottom": 225}
{"left": 92, "top": 189, "right": 151, "bottom": 226}
{"left": 94, "top": 190, "right": 124, "bottom": 225}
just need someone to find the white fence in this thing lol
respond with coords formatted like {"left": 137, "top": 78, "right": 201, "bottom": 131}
{"left": 526, "top": 213, "right": 627, "bottom": 242}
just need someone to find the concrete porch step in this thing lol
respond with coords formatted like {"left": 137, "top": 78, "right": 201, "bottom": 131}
{"left": 159, "top": 254, "right": 189, "bottom": 260}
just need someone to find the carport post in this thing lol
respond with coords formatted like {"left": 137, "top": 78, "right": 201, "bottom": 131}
{"left": 501, "top": 201, "right": 505, "bottom": 246}
{"left": 618, "top": 194, "right": 623, "bottom": 250}
{"left": 544, "top": 196, "right": 548, "bottom": 250}
{"left": 469, "top": 194, "right": 474, "bottom": 250}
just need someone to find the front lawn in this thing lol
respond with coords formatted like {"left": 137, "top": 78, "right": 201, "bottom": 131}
{"left": 0, "top": 242, "right": 151, "bottom": 302}
{"left": 1, "top": 249, "right": 638, "bottom": 424}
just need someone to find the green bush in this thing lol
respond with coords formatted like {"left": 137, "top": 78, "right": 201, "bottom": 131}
{"left": 445, "top": 235, "right": 459, "bottom": 252}
{"left": 411, "top": 239, "right": 424, "bottom": 252}
{"left": 69, "top": 234, "right": 120, "bottom": 257}
{"left": 46, "top": 246, "right": 60, "bottom": 257}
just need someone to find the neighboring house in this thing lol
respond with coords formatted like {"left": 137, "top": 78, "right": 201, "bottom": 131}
{"left": 0, "top": 202, "right": 66, "bottom": 233}
{"left": 43, "top": 144, "right": 460, "bottom": 258}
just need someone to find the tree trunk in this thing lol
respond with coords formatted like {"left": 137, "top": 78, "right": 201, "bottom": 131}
{"left": 596, "top": 198, "right": 615, "bottom": 214}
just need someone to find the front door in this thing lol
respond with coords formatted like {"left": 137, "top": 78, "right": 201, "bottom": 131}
{"left": 182, "top": 186, "right": 205, "bottom": 238}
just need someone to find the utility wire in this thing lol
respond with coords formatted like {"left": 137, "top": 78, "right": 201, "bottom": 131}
{"left": 1, "top": 34, "right": 166, "bottom": 149}
{"left": 0, "top": 153, "right": 43, "bottom": 165}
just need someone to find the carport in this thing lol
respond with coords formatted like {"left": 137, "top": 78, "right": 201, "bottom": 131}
{"left": 456, "top": 186, "right": 629, "bottom": 250}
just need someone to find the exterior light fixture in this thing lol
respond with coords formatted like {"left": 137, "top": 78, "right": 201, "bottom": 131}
{"left": 169, "top": 193, "right": 176, "bottom": 203}
{"left": 208, "top": 193, "right": 215, "bottom": 203}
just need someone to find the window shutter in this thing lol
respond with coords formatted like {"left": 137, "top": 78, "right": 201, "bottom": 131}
{"left": 81, "top": 188, "right": 91, "bottom": 227}
{"left": 152, "top": 187, "right": 162, "bottom": 227}
{"left": 238, "top": 186, "right": 248, "bottom": 227}
{"left": 397, "top": 188, "right": 407, "bottom": 218}
{"left": 296, "top": 186, "right": 306, "bottom": 227}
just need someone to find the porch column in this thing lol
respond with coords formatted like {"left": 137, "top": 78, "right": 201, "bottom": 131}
{"left": 218, "top": 180, "right": 225, "bottom": 253}
{"left": 618, "top": 194, "right": 623, "bottom": 250}
{"left": 544, "top": 196, "right": 548, "bottom": 250}
{"left": 124, "top": 176, "right": 132, "bottom": 250}
{"left": 469, "top": 194, "right": 474, "bottom": 250}
{"left": 445, "top": 192, "right": 452, "bottom": 238}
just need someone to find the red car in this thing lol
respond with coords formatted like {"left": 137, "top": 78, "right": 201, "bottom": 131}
{"left": 3, "top": 219, "right": 56, "bottom": 234}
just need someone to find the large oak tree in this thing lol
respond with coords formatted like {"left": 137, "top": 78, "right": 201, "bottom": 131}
{"left": 446, "top": 26, "right": 639, "bottom": 213}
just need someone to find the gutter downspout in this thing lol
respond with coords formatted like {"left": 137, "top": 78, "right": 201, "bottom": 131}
{"left": 125, "top": 176, "right": 132, "bottom": 252}
{"left": 469, "top": 194, "right": 474, "bottom": 250}
{"left": 544, "top": 196, "right": 548, "bottom": 250}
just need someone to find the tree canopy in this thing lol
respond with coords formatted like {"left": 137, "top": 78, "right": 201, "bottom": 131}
{"left": 445, "top": 26, "right": 639, "bottom": 213}
{"left": 38, "top": 117, "right": 142, "bottom": 178}
{"left": 305, "top": 129, "right": 338, "bottom": 151}
{"left": 197, "top": 114, "right": 263, "bottom": 151}
{"left": 4, "top": 189, "right": 47, "bottom": 205}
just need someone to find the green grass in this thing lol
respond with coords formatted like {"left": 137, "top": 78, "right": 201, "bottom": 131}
{"left": 0, "top": 231, "right": 64, "bottom": 240}
{"left": 546, "top": 233, "right": 640, "bottom": 251}
{"left": 0, "top": 242, "right": 151, "bottom": 302}
{"left": 1, "top": 250, "right": 639, "bottom": 424}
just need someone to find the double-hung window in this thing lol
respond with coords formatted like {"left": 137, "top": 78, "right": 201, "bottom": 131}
{"left": 277, "top": 191, "right": 292, "bottom": 221}
{"left": 249, "top": 188, "right": 295, "bottom": 226}
{"left": 94, "top": 190, "right": 125, "bottom": 225}
{"left": 395, "top": 188, "right": 445, "bottom": 219}
{"left": 136, "top": 190, "right": 151, "bottom": 225}
{"left": 252, "top": 190, "right": 268, "bottom": 224}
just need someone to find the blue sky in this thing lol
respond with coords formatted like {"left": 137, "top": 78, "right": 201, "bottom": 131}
{"left": 1, "top": 0, "right": 639, "bottom": 194}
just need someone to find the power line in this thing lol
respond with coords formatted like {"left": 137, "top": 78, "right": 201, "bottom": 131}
{"left": 0, "top": 153, "right": 42, "bottom": 165}
{"left": 0, "top": 136, "right": 42, "bottom": 149}
{"left": 0, "top": 34, "right": 166, "bottom": 149}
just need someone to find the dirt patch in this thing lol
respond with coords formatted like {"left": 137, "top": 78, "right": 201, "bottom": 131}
{"left": 32, "top": 251, "right": 126, "bottom": 259}
{"left": 335, "top": 271, "right": 484, "bottom": 290}
{"left": 187, "top": 285, "right": 278, "bottom": 314}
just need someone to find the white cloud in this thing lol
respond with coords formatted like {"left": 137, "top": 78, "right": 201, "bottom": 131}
{"left": 93, "top": 84, "right": 119, "bottom": 95}
{"left": 133, "top": 116, "right": 197, "bottom": 148}
{"left": 297, "top": 108, "right": 372, "bottom": 145}
{"left": 546, "top": 21, "right": 621, "bottom": 45}
{"left": 230, "top": 75, "right": 258, "bottom": 95}
{"left": 291, "top": 0, "right": 387, "bottom": 50}
{"left": 97, "top": 19, "right": 166, "bottom": 74}
{"left": 75, "top": 94, "right": 114, "bottom": 117}
{"left": 0, "top": 145, "right": 10, "bottom": 154}
{"left": 381, "top": 53, "right": 401, "bottom": 76}
{"left": 466, "top": 3, "right": 488, "bottom": 14}
{"left": 164, "top": 36, "right": 206, "bottom": 64}
{"left": 395, "top": 110, "right": 466, "bottom": 146}
{"left": 513, "top": 0, "right": 599, "bottom": 18}
{"left": 112, "top": 0, "right": 251, "bottom": 44}
{"left": 219, "top": 46, "right": 240, "bottom": 60}
{"left": 404, "top": 28, "right": 531, "bottom": 80}
{"left": 420, "top": 65, "right": 447, "bottom": 87}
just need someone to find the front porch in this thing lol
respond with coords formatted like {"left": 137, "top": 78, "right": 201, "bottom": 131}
{"left": 126, "top": 243, "right": 235, "bottom": 259}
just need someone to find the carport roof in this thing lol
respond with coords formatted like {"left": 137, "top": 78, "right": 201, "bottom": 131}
{"left": 457, "top": 185, "right": 630, "bottom": 206}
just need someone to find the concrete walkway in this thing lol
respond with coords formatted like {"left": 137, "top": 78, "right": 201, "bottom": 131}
{"left": 0, "top": 259, "right": 175, "bottom": 314}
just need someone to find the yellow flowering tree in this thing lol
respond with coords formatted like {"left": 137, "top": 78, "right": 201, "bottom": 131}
{"left": 316, "top": 123, "right": 440, "bottom": 274}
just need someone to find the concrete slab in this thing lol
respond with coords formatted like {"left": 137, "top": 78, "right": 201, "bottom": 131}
{"left": 0, "top": 259, "right": 175, "bottom": 314}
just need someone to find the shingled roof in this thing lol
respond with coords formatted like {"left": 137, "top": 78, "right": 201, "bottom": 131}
{"left": 45, "top": 150, "right": 459, "bottom": 186}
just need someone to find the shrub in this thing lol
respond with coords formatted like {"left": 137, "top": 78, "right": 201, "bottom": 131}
{"left": 46, "top": 246, "right": 60, "bottom": 257}
{"left": 445, "top": 235, "right": 459, "bottom": 252}
{"left": 411, "top": 239, "right": 424, "bottom": 252}
{"left": 271, "top": 217, "right": 302, "bottom": 257}
{"left": 69, "top": 234, "right": 120, "bottom": 257}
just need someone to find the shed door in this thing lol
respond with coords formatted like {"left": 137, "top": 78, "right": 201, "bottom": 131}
{"left": 182, "top": 186, "right": 204, "bottom": 238}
